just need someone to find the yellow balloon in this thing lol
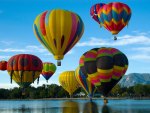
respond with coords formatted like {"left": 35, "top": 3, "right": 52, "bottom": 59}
{"left": 59, "top": 71, "right": 79, "bottom": 97}
{"left": 33, "top": 9, "right": 84, "bottom": 66}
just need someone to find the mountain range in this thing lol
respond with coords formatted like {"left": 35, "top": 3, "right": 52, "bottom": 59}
{"left": 119, "top": 73, "right": 150, "bottom": 87}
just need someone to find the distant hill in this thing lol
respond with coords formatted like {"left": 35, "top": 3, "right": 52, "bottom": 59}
{"left": 119, "top": 73, "right": 150, "bottom": 87}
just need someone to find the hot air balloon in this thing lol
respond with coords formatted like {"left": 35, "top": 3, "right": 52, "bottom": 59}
{"left": 33, "top": 9, "right": 84, "bottom": 66}
{"left": 79, "top": 47, "right": 128, "bottom": 97}
{"left": 0, "top": 60, "right": 7, "bottom": 71}
{"left": 90, "top": 3, "right": 105, "bottom": 25}
{"left": 7, "top": 54, "right": 43, "bottom": 88}
{"left": 98, "top": 2, "right": 131, "bottom": 40}
{"left": 42, "top": 62, "right": 56, "bottom": 82}
{"left": 75, "top": 67, "right": 96, "bottom": 101}
{"left": 59, "top": 71, "right": 79, "bottom": 97}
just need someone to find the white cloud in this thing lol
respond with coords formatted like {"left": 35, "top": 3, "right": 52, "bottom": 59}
{"left": 0, "top": 45, "right": 46, "bottom": 53}
{"left": 0, "top": 48, "right": 27, "bottom": 52}
{"left": 132, "top": 47, "right": 150, "bottom": 53}
{"left": 26, "top": 45, "right": 47, "bottom": 53}
{"left": 43, "top": 49, "right": 74, "bottom": 56}
{"left": 0, "top": 83, "right": 18, "bottom": 89}
{"left": 0, "top": 41, "right": 14, "bottom": 46}
{"left": 66, "top": 50, "right": 73, "bottom": 55}
{"left": 0, "top": 55, "right": 11, "bottom": 59}
{"left": 43, "top": 53, "right": 52, "bottom": 56}
{"left": 76, "top": 35, "right": 150, "bottom": 47}
{"left": 31, "top": 80, "right": 59, "bottom": 88}
{"left": 129, "top": 54, "right": 150, "bottom": 60}
{"left": 0, "top": 80, "right": 60, "bottom": 89}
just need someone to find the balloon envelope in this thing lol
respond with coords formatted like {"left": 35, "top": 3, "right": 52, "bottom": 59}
{"left": 90, "top": 3, "right": 105, "bottom": 24}
{"left": 7, "top": 54, "right": 43, "bottom": 88}
{"left": 98, "top": 2, "right": 131, "bottom": 37}
{"left": 0, "top": 60, "right": 7, "bottom": 71}
{"left": 75, "top": 67, "right": 96, "bottom": 98}
{"left": 33, "top": 9, "right": 84, "bottom": 66}
{"left": 79, "top": 47, "right": 128, "bottom": 96}
{"left": 59, "top": 71, "right": 79, "bottom": 96}
{"left": 42, "top": 62, "right": 56, "bottom": 81}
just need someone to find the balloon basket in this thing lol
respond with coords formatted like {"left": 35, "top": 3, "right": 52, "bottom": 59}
{"left": 114, "top": 36, "right": 117, "bottom": 40}
{"left": 57, "top": 60, "right": 61, "bottom": 66}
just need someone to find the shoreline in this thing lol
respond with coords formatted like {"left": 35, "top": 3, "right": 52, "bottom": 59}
{"left": 0, "top": 97, "right": 150, "bottom": 101}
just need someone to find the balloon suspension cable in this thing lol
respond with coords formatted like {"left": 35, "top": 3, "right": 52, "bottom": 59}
{"left": 32, "top": 71, "right": 35, "bottom": 83}
{"left": 89, "top": 94, "right": 93, "bottom": 102}
{"left": 10, "top": 70, "right": 14, "bottom": 84}
{"left": 46, "top": 80, "right": 48, "bottom": 83}
{"left": 90, "top": 97, "right": 93, "bottom": 102}
{"left": 114, "top": 35, "right": 117, "bottom": 41}
{"left": 37, "top": 77, "right": 39, "bottom": 84}
{"left": 21, "top": 71, "right": 24, "bottom": 83}
{"left": 57, "top": 60, "right": 61, "bottom": 66}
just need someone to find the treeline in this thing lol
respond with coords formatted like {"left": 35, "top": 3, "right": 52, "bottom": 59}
{"left": 109, "top": 84, "right": 150, "bottom": 98}
{"left": 0, "top": 84, "right": 85, "bottom": 99}
{"left": 0, "top": 84, "right": 150, "bottom": 99}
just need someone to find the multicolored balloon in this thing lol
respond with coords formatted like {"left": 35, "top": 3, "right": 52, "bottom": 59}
{"left": 0, "top": 60, "right": 7, "bottom": 71}
{"left": 79, "top": 47, "right": 128, "bottom": 96}
{"left": 59, "top": 71, "right": 79, "bottom": 97}
{"left": 7, "top": 54, "right": 43, "bottom": 88}
{"left": 75, "top": 67, "right": 96, "bottom": 100}
{"left": 33, "top": 9, "right": 84, "bottom": 66}
{"left": 42, "top": 62, "right": 56, "bottom": 82}
{"left": 90, "top": 3, "right": 105, "bottom": 25}
{"left": 98, "top": 2, "right": 131, "bottom": 40}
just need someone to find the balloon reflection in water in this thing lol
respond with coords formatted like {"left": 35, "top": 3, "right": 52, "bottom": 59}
{"left": 102, "top": 105, "right": 111, "bottom": 113}
{"left": 62, "top": 101, "right": 79, "bottom": 113}
{"left": 83, "top": 102, "right": 99, "bottom": 113}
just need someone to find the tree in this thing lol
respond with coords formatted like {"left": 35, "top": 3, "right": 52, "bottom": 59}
{"left": 134, "top": 84, "right": 144, "bottom": 97}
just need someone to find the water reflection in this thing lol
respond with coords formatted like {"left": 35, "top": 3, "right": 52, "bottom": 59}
{"left": 12, "top": 104, "right": 32, "bottom": 113}
{"left": 61, "top": 101, "right": 79, "bottom": 113}
{"left": 0, "top": 100, "right": 150, "bottom": 113}
{"left": 102, "top": 105, "right": 111, "bottom": 113}
{"left": 83, "top": 102, "right": 99, "bottom": 113}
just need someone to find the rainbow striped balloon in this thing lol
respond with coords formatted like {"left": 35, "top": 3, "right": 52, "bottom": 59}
{"left": 33, "top": 9, "right": 84, "bottom": 66}
{"left": 79, "top": 47, "right": 128, "bottom": 96}
{"left": 75, "top": 67, "right": 96, "bottom": 98}
{"left": 42, "top": 62, "right": 56, "bottom": 82}
{"left": 90, "top": 3, "right": 105, "bottom": 24}
{"left": 98, "top": 2, "right": 131, "bottom": 39}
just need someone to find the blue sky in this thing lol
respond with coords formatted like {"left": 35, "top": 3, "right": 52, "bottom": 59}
{"left": 0, "top": 0, "right": 150, "bottom": 88}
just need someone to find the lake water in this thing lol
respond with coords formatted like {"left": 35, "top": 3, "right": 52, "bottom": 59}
{"left": 0, "top": 99, "right": 150, "bottom": 113}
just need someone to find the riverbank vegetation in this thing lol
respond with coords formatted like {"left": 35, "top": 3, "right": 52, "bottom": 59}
{"left": 0, "top": 84, "right": 150, "bottom": 99}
